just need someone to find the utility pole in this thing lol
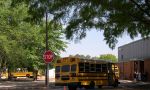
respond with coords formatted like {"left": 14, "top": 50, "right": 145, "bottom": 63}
{"left": 45, "top": 7, "right": 49, "bottom": 88}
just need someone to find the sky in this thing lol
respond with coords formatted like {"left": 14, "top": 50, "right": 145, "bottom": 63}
{"left": 60, "top": 30, "right": 141, "bottom": 58}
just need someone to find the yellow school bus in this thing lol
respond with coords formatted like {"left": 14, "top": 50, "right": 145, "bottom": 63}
{"left": 55, "top": 57, "right": 120, "bottom": 90}
{"left": 10, "top": 68, "right": 34, "bottom": 78}
{"left": 1, "top": 68, "right": 34, "bottom": 79}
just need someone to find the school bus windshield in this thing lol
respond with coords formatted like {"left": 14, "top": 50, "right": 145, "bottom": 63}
{"left": 62, "top": 65, "right": 70, "bottom": 72}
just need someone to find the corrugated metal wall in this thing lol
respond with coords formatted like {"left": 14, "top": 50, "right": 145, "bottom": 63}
{"left": 118, "top": 38, "right": 150, "bottom": 61}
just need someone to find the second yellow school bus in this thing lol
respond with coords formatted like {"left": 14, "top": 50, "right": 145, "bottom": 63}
{"left": 55, "top": 57, "right": 119, "bottom": 90}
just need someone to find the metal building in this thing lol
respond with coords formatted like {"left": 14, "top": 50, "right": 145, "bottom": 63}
{"left": 118, "top": 38, "right": 150, "bottom": 81}
{"left": 118, "top": 38, "right": 150, "bottom": 61}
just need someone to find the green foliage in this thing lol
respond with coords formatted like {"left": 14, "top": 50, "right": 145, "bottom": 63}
{"left": 69, "top": 54, "right": 97, "bottom": 59}
{"left": 68, "top": 54, "right": 117, "bottom": 62}
{"left": 98, "top": 54, "right": 117, "bottom": 62}
{"left": 69, "top": 54, "right": 89, "bottom": 59}
{"left": 12, "top": 0, "right": 150, "bottom": 49}
{"left": 0, "top": 0, "right": 67, "bottom": 71}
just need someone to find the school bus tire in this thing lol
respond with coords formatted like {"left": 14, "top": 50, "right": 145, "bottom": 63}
{"left": 98, "top": 85, "right": 102, "bottom": 88}
{"left": 84, "top": 85, "right": 90, "bottom": 89}
{"left": 84, "top": 81, "right": 95, "bottom": 89}
{"left": 29, "top": 76, "right": 34, "bottom": 78}
{"left": 78, "top": 85, "right": 83, "bottom": 88}
{"left": 113, "top": 79, "right": 119, "bottom": 87}
{"left": 113, "top": 82, "right": 118, "bottom": 87}
{"left": 89, "top": 81, "right": 95, "bottom": 89}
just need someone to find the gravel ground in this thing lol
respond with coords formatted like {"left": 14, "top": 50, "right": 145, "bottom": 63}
{"left": 0, "top": 78, "right": 150, "bottom": 90}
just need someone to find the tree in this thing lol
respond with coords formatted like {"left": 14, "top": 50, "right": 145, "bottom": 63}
{"left": 98, "top": 54, "right": 117, "bottom": 62}
{"left": 12, "top": 0, "right": 150, "bottom": 49}
{"left": 0, "top": 0, "right": 67, "bottom": 78}
{"left": 69, "top": 54, "right": 92, "bottom": 59}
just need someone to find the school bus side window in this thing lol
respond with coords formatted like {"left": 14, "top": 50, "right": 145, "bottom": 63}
{"left": 79, "top": 63, "right": 84, "bottom": 72}
{"left": 85, "top": 63, "right": 89, "bottom": 72}
{"left": 90, "top": 64, "right": 96, "bottom": 72}
{"left": 96, "top": 64, "right": 101, "bottom": 72}
{"left": 56, "top": 66, "right": 60, "bottom": 73}
{"left": 71, "top": 64, "right": 76, "bottom": 72}
{"left": 102, "top": 64, "right": 107, "bottom": 72}
{"left": 62, "top": 65, "right": 70, "bottom": 72}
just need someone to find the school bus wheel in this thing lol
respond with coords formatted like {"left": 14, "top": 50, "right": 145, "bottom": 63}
{"left": 78, "top": 85, "right": 83, "bottom": 88}
{"left": 113, "top": 79, "right": 119, "bottom": 87}
{"left": 26, "top": 74, "right": 30, "bottom": 77}
{"left": 113, "top": 82, "right": 118, "bottom": 87}
{"left": 84, "top": 85, "right": 90, "bottom": 89}
{"left": 89, "top": 81, "right": 95, "bottom": 89}
{"left": 98, "top": 85, "right": 102, "bottom": 88}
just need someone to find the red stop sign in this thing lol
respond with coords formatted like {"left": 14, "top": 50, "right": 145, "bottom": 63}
{"left": 43, "top": 50, "right": 54, "bottom": 63}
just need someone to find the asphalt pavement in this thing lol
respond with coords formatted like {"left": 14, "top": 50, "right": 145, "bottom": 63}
{"left": 0, "top": 79, "right": 150, "bottom": 90}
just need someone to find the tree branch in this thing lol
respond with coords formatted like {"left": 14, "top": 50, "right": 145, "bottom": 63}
{"left": 145, "top": 0, "right": 150, "bottom": 9}
{"left": 130, "top": 0, "right": 150, "bottom": 17}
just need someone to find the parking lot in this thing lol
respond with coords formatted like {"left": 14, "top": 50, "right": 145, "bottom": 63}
{"left": 0, "top": 78, "right": 150, "bottom": 90}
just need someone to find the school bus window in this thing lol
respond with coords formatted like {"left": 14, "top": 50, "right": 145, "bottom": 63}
{"left": 90, "top": 64, "right": 96, "bottom": 72}
{"left": 96, "top": 64, "right": 101, "bottom": 72}
{"left": 79, "top": 63, "right": 84, "bottom": 67}
{"left": 57, "top": 60, "right": 61, "bottom": 63}
{"left": 62, "top": 65, "right": 70, "bottom": 72}
{"left": 71, "top": 64, "right": 76, "bottom": 72}
{"left": 62, "top": 58, "right": 66, "bottom": 62}
{"left": 102, "top": 64, "right": 107, "bottom": 72}
{"left": 85, "top": 63, "right": 89, "bottom": 72}
{"left": 71, "top": 58, "right": 76, "bottom": 62}
{"left": 79, "top": 63, "right": 84, "bottom": 72}
{"left": 56, "top": 66, "right": 60, "bottom": 73}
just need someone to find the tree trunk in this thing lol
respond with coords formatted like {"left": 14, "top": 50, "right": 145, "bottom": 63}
{"left": 7, "top": 67, "right": 12, "bottom": 80}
